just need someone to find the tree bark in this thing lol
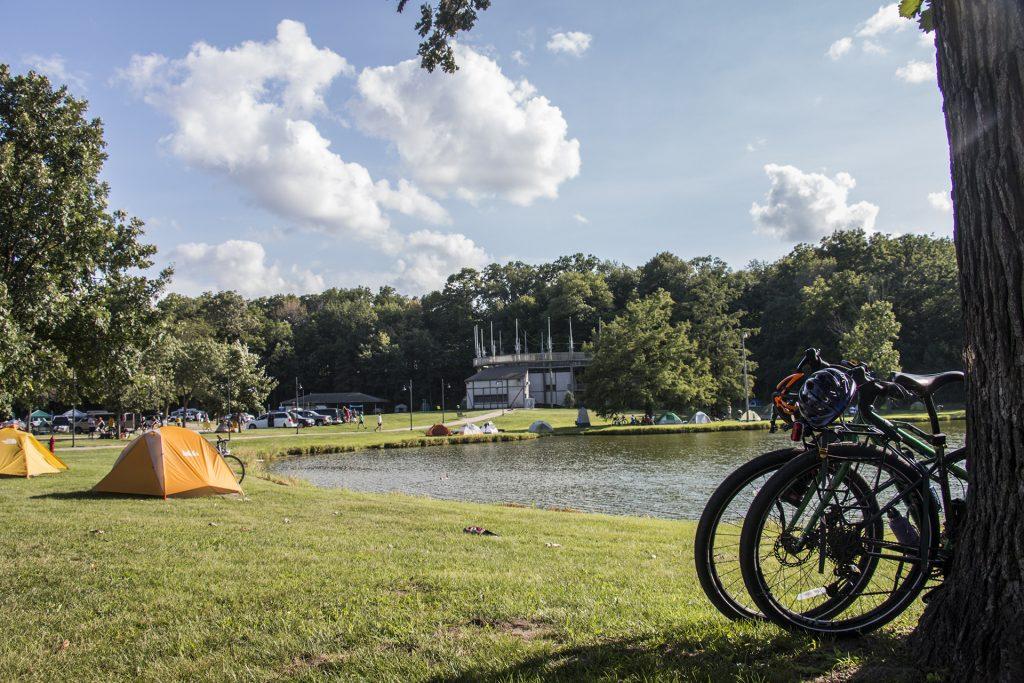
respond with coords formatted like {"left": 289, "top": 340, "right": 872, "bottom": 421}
{"left": 912, "top": 1, "right": 1024, "bottom": 680}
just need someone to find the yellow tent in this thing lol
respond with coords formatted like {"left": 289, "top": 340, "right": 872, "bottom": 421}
{"left": 0, "top": 427, "right": 68, "bottom": 477}
{"left": 93, "top": 425, "right": 242, "bottom": 498}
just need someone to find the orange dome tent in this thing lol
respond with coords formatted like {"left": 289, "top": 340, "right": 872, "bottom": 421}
{"left": 93, "top": 425, "right": 242, "bottom": 498}
{"left": 0, "top": 427, "right": 67, "bottom": 477}
{"left": 425, "top": 423, "right": 452, "bottom": 436}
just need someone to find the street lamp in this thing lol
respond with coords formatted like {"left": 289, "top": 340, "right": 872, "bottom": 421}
{"left": 294, "top": 378, "right": 302, "bottom": 434}
{"left": 740, "top": 331, "right": 751, "bottom": 420}
{"left": 402, "top": 381, "right": 413, "bottom": 431}
{"left": 440, "top": 379, "right": 452, "bottom": 424}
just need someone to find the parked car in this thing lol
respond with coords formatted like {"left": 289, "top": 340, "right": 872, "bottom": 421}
{"left": 51, "top": 416, "right": 71, "bottom": 433}
{"left": 312, "top": 408, "right": 342, "bottom": 424}
{"left": 288, "top": 410, "right": 317, "bottom": 427}
{"left": 293, "top": 409, "right": 328, "bottom": 426}
{"left": 247, "top": 412, "right": 298, "bottom": 429}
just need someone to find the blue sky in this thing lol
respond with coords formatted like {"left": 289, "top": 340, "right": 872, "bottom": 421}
{"left": 1, "top": 1, "right": 952, "bottom": 296}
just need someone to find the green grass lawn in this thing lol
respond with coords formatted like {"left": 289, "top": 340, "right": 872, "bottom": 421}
{"left": 0, "top": 446, "right": 933, "bottom": 681}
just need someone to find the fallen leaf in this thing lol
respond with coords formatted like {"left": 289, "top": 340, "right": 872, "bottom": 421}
{"left": 545, "top": 542, "right": 562, "bottom": 548}
{"left": 54, "top": 639, "right": 69, "bottom": 653}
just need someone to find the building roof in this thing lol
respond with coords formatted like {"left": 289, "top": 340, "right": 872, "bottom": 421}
{"left": 465, "top": 366, "right": 529, "bottom": 382}
{"left": 282, "top": 392, "right": 390, "bottom": 406}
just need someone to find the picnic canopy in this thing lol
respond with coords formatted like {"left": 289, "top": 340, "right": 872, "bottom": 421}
{"left": 30, "top": 410, "right": 52, "bottom": 419}
{"left": 62, "top": 408, "right": 88, "bottom": 418}
{"left": 688, "top": 411, "right": 712, "bottom": 424}
{"left": 0, "top": 427, "right": 67, "bottom": 477}
{"left": 656, "top": 412, "right": 684, "bottom": 425}
{"left": 93, "top": 426, "right": 241, "bottom": 498}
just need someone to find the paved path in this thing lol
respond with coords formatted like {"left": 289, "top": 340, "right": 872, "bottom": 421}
{"left": 54, "top": 410, "right": 513, "bottom": 452}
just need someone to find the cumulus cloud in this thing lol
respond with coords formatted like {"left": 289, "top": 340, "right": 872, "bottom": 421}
{"left": 170, "top": 240, "right": 325, "bottom": 296}
{"left": 119, "top": 20, "right": 449, "bottom": 240}
{"left": 750, "top": 164, "right": 880, "bottom": 241}
{"left": 510, "top": 50, "right": 528, "bottom": 66}
{"left": 928, "top": 191, "right": 952, "bottom": 213}
{"left": 827, "top": 37, "right": 852, "bottom": 60}
{"left": 23, "top": 53, "right": 86, "bottom": 91}
{"left": 120, "top": 20, "right": 494, "bottom": 295}
{"left": 352, "top": 44, "right": 581, "bottom": 206}
{"left": 546, "top": 31, "right": 592, "bottom": 56}
{"left": 573, "top": 212, "right": 589, "bottom": 224}
{"left": 828, "top": 4, "right": 915, "bottom": 62}
{"left": 896, "top": 59, "right": 936, "bottom": 83}
{"left": 857, "top": 4, "right": 912, "bottom": 38}
{"left": 393, "top": 230, "right": 490, "bottom": 292}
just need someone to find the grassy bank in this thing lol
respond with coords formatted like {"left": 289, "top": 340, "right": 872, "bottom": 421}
{"left": 0, "top": 447, "right": 929, "bottom": 681}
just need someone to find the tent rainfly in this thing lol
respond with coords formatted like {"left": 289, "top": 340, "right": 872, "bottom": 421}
{"left": 0, "top": 428, "right": 67, "bottom": 477}
{"left": 528, "top": 420, "right": 554, "bottom": 433}
{"left": 688, "top": 411, "right": 712, "bottom": 424}
{"left": 461, "top": 423, "right": 482, "bottom": 435}
{"left": 656, "top": 412, "right": 684, "bottom": 425}
{"left": 93, "top": 426, "right": 242, "bottom": 498}
{"left": 739, "top": 409, "right": 762, "bottom": 422}
{"left": 425, "top": 423, "right": 452, "bottom": 437}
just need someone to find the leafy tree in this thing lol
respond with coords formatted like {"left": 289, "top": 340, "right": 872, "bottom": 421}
{"left": 839, "top": 301, "right": 902, "bottom": 376}
{"left": 583, "top": 290, "right": 713, "bottom": 416}
{"left": 396, "top": 0, "right": 492, "bottom": 73}
{"left": 0, "top": 65, "right": 169, "bottom": 414}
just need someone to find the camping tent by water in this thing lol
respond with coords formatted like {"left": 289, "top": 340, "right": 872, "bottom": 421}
{"left": 0, "top": 427, "right": 67, "bottom": 477}
{"left": 93, "top": 425, "right": 242, "bottom": 498}
{"left": 481, "top": 421, "right": 499, "bottom": 434}
{"left": 528, "top": 420, "right": 554, "bottom": 433}
{"left": 461, "top": 423, "right": 482, "bottom": 435}
{"left": 688, "top": 411, "right": 712, "bottom": 424}
{"left": 656, "top": 412, "right": 684, "bottom": 425}
{"left": 425, "top": 423, "right": 452, "bottom": 436}
{"left": 739, "top": 410, "right": 762, "bottom": 422}
{"left": 576, "top": 406, "right": 591, "bottom": 427}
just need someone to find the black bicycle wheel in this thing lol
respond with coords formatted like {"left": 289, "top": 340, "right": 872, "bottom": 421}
{"left": 223, "top": 454, "right": 246, "bottom": 485}
{"left": 695, "top": 447, "right": 805, "bottom": 620}
{"left": 740, "top": 444, "right": 938, "bottom": 637}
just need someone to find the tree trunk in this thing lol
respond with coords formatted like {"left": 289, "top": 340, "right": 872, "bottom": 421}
{"left": 912, "top": 1, "right": 1024, "bottom": 680}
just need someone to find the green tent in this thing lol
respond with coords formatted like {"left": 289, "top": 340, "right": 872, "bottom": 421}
{"left": 656, "top": 412, "right": 684, "bottom": 425}
{"left": 29, "top": 410, "right": 52, "bottom": 419}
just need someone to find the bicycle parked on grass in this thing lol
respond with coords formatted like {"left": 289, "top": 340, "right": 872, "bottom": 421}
{"left": 736, "top": 352, "right": 966, "bottom": 636}
{"left": 215, "top": 436, "right": 247, "bottom": 485}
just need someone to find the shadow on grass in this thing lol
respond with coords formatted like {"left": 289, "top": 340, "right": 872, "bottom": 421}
{"left": 430, "top": 629, "right": 926, "bottom": 682}
{"left": 30, "top": 490, "right": 151, "bottom": 501}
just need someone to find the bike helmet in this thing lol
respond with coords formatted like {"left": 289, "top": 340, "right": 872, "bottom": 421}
{"left": 798, "top": 368, "right": 856, "bottom": 429}
{"left": 772, "top": 372, "right": 804, "bottom": 426}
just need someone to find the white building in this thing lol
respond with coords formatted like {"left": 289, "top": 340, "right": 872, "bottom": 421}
{"left": 465, "top": 351, "right": 592, "bottom": 409}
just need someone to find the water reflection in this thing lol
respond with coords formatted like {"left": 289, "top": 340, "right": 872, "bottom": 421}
{"left": 274, "top": 426, "right": 966, "bottom": 520}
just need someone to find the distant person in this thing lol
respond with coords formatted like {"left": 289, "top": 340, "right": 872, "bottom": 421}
{"left": 375, "top": 413, "right": 383, "bottom": 432}
{"left": 357, "top": 411, "right": 366, "bottom": 429}
{"left": 48, "top": 435, "right": 55, "bottom": 453}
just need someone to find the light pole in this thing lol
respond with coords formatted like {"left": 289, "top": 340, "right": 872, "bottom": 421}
{"left": 740, "top": 331, "right": 750, "bottom": 420}
{"left": 71, "top": 369, "right": 77, "bottom": 448}
{"left": 294, "top": 378, "right": 302, "bottom": 434}
{"left": 440, "top": 378, "right": 450, "bottom": 424}
{"left": 403, "top": 381, "right": 413, "bottom": 430}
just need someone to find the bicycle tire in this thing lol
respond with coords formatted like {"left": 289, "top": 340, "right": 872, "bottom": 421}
{"left": 695, "top": 447, "right": 805, "bottom": 620}
{"left": 740, "top": 444, "right": 938, "bottom": 637}
{"left": 222, "top": 454, "right": 246, "bottom": 485}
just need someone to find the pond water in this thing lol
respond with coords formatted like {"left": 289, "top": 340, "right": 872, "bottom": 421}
{"left": 273, "top": 425, "right": 966, "bottom": 520}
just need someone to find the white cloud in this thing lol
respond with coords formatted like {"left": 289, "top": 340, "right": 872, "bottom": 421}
{"left": 170, "top": 240, "right": 325, "bottom": 296}
{"left": 745, "top": 137, "right": 767, "bottom": 152}
{"left": 23, "top": 53, "right": 86, "bottom": 91}
{"left": 546, "top": 31, "right": 592, "bottom": 57}
{"left": 573, "top": 212, "right": 589, "bottom": 224}
{"left": 393, "top": 230, "right": 490, "bottom": 292}
{"left": 857, "top": 4, "right": 912, "bottom": 38}
{"left": 352, "top": 43, "right": 581, "bottom": 206}
{"left": 750, "top": 164, "right": 880, "bottom": 241}
{"left": 510, "top": 50, "right": 528, "bottom": 66}
{"left": 896, "top": 59, "right": 936, "bottom": 83}
{"left": 861, "top": 40, "right": 888, "bottom": 55}
{"left": 919, "top": 32, "right": 936, "bottom": 48}
{"left": 928, "top": 191, "right": 953, "bottom": 213}
{"left": 119, "top": 19, "right": 449, "bottom": 240}
{"left": 827, "top": 37, "right": 853, "bottom": 60}
{"left": 121, "top": 20, "right": 493, "bottom": 295}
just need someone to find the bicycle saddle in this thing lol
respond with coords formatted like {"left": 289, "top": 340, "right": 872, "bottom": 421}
{"left": 892, "top": 370, "right": 964, "bottom": 396}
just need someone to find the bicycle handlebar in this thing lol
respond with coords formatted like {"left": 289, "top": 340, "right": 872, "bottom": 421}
{"left": 797, "top": 348, "right": 914, "bottom": 407}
